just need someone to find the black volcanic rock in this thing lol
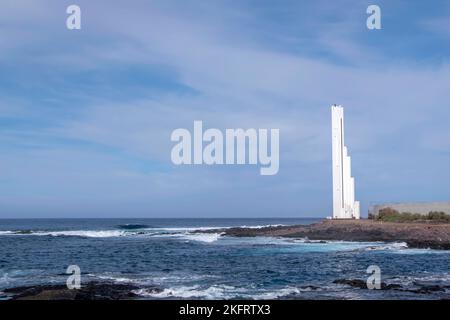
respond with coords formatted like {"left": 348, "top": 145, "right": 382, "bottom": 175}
{"left": 199, "top": 220, "right": 450, "bottom": 250}
{"left": 4, "top": 281, "right": 161, "bottom": 300}
{"left": 333, "top": 279, "right": 367, "bottom": 289}
{"left": 333, "top": 278, "right": 449, "bottom": 295}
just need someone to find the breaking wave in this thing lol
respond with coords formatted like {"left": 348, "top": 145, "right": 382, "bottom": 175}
{"left": 177, "top": 232, "right": 223, "bottom": 243}
{"left": 133, "top": 284, "right": 315, "bottom": 300}
{"left": 0, "top": 230, "right": 127, "bottom": 238}
{"left": 42, "top": 230, "right": 127, "bottom": 238}
{"left": 134, "top": 285, "right": 237, "bottom": 299}
{"left": 0, "top": 226, "right": 444, "bottom": 251}
{"left": 238, "top": 224, "right": 285, "bottom": 229}
{"left": 149, "top": 231, "right": 223, "bottom": 243}
{"left": 0, "top": 227, "right": 223, "bottom": 242}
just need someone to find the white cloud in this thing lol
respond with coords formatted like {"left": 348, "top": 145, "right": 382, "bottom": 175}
{"left": 1, "top": 0, "right": 450, "bottom": 217}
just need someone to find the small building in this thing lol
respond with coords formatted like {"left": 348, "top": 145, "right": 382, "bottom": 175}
{"left": 369, "top": 202, "right": 450, "bottom": 217}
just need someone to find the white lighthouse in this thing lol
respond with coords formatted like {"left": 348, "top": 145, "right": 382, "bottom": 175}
{"left": 331, "top": 105, "right": 360, "bottom": 219}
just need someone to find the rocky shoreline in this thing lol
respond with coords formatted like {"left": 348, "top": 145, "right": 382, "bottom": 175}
{"left": 2, "top": 220, "right": 449, "bottom": 300}
{"left": 2, "top": 278, "right": 449, "bottom": 300}
{"left": 1, "top": 281, "right": 161, "bottom": 300}
{"left": 201, "top": 219, "right": 450, "bottom": 250}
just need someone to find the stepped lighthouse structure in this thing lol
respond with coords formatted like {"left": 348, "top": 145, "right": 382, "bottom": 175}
{"left": 331, "top": 105, "right": 360, "bottom": 219}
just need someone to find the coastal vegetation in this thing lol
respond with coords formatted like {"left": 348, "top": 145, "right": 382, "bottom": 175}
{"left": 370, "top": 207, "right": 450, "bottom": 222}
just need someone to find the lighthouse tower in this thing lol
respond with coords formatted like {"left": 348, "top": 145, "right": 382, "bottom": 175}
{"left": 331, "top": 105, "right": 360, "bottom": 219}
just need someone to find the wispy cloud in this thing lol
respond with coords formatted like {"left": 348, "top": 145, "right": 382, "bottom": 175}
{"left": 0, "top": 0, "right": 450, "bottom": 217}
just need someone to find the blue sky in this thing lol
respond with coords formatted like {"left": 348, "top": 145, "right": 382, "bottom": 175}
{"left": 1, "top": 0, "right": 450, "bottom": 218}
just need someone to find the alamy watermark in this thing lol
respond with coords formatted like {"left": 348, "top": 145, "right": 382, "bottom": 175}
{"left": 66, "top": 265, "right": 81, "bottom": 289}
{"left": 65, "top": 4, "right": 380, "bottom": 31}
{"left": 170, "top": 121, "right": 279, "bottom": 175}
{"left": 367, "top": 5, "right": 381, "bottom": 30}
{"left": 366, "top": 265, "right": 381, "bottom": 290}
{"left": 66, "top": 5, "right": 81, "bottom": 30}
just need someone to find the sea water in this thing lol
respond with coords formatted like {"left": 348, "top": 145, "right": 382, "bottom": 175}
{"left": 0, "top": 218, "right": 449, "bottom": 300}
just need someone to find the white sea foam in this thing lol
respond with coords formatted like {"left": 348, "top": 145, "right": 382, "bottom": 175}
{"left": 0, "top": 272, "right": 12, "bottom": 286}
{"left": 0, "top": 269, "right": 54, "bottom": 290}
{"left": 134, "top": 285, "right": 242, "bottom": 299}
{"left": 133, "top": 284, "right": 310, "bottom": 300}
{"left": 40, "top": 230, "right": 127, "bottom": 238}
{"left": 3, "top": 225, "right": 443, "bottom": 253}
{"left": 219, "top": 236, "right": 380, "bottom": 250}
{"left": 1, "top": 230, "right": 128, "bottom": 238}
{"left": 90, "top": 273, "right": 172, "bottom": 287}
{"left": 238, "top": 224, "right": 285, "bottom": 229}
{"left": 1, "top": 227, "right": 222, "bottom": 241}
{"left": 142, "top": 226, "right": 223, "bottom": 232}
{"left": 386, "top": 273, "right": 450, "bottom": 287}
{"left": 182, "top": 233, "right": 223, "bottom": 243}
{"left": 223, "top": 237, "right": 426, "bottom": 253}
{"left": 149, "top": 231, "right": 223, "bottom": 243}
{"left": 414, "top": 273, "right": 450, "bottom": 282}
{"left": 90, "top": 271, "right": 220, "bottom": 287}
{"left": 361, "top": 242, "right": 408, "bottom": 251}
{"left": 141, "top": 224, "right": 283, "bottom": 233}
{"left": 93, "top": 274, "right": 125, "bottom": 281}
{"left": 251, "top": 286, "right": 303, "bottom": 299}
{"left": 0, "top": 224, "right": 284, "bottom": 240}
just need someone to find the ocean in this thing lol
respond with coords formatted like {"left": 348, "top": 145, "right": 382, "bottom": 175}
{"left": 0, "top": 218, "right": 449, "bottom": 300}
